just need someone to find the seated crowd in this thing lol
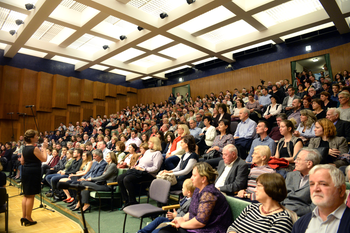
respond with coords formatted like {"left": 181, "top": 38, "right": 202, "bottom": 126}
{"left": 1, "top": 71, "right": 350, "bottom": 232}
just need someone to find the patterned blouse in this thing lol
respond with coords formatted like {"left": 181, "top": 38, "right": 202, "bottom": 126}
{"left": 188, "top": 184, "right": 232, "bottom": 233}
{"left": 211, "top": 134, "right": 234, "bottom": 152}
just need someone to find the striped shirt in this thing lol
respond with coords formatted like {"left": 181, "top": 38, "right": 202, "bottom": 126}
{"left": 246, "top": 165, "right": 275, "bottom": 200}
{"left": 227, "top": 203, "right": 293, "bottom": 233}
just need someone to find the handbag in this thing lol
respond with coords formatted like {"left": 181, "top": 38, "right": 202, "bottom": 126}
{"left": 202, "top": 150, "right": 222, "bottom": 160}
{"left": 156, "top": 172, "right": 177, "bottom": 185}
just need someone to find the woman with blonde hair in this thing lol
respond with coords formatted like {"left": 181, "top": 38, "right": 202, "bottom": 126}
{"left": 60, "top": 151, "right": 93, "bottom": 203}
{"left": 308, "top": 118, "right": 348, "bottom": 166}
{"left": 164, "top": 124, "right": 190, "bottom": 170}
{"left": 294, "top": 109, "right": 316, "bottom": 140}
{"left": 118, "top": 137, "right": 163, "bottom": 208}
{"left": 337, "top": 91, "right": 350, "bottom": 121}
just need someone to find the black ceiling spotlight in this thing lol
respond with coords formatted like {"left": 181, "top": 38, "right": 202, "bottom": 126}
{"left": 15, "top": 19, "right": 24, "bottom": 26}
{"left": 137, "top": 26, "right": 144, "bottom": 31}
{"left": 160, "top": 12, "right": 168, "bottom": 19}
{"left": 25, "top": 3, "right": 35, "bottom": 10}
{"left": 9, "top": 30, "right": 16, "bottom": 36}
{"left": 186, "top": 0, "right": 196, "bottom": 4}
{"left": 102, "top": 45, "right": 109, "bottom": 50}
{"left": 120, "top": 35, "right": 127, "bottom": 40}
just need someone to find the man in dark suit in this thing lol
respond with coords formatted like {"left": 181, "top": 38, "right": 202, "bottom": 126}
{"left": 282, "top": 149, "right": 321, "bottom": 217}
{"left": 78, "top": 149, "right": 107, "bottom": 181}
{"left": 327, "top": 108, "right": 350, "bottom": 142}
{"left": 214, "top": 144, "right": 248, "bottom": 195}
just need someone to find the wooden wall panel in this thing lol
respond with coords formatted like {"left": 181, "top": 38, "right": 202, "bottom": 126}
{"left": 67, "top": 106, "right": 81, "bottom": 126}
{"left": 0, "top": 120, "right": 19, "bottom": 143}
{"left": 80, "top": 102, "right": 93, "bottom": 121}
{"left": 52, "top": 109, "right": 67, "bottom": 130}
{"left": 52, "top": 74, "right": 68, "bottom": 109}
{"left": 127, "top": 87, "right": 137, "bottom": 93}
{"left": 36, "top": 71, "right": 53, "bottom": 112}
{"left": 20, "top": 69, "right": 38, "bottom": 116}
{"left": 81, "top": 79, "right": 93, "bottom": 103}
{"left": 116, "top": 95, "right": 127, "bottom": 112}
{"left": 67, "top": 77, "right": 81, "bottom": 106}
{"left": 106, "top": 83, "right": 117, "bottom": 97}
{"left": 105, "top": 97, "right": 116, "bottom": 116}
{"left": 93, "top": 100, "right": 105, "bottom": 117}
{"left": 116, "top": 85, "right": 127, "bottom": 95}
{"left": 37, "top": 112, "right": 52, "bottom": 134}
{"left": 127, "top": 93, "right": 138, "bottom": 107}
{"left": 93, "top": 81, "right": 106, "bottom": 100}
{"left": 0, "top": 66, "right": 21, "bottom": 120}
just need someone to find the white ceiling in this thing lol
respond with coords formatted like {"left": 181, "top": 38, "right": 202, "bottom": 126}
{"left": 0, "top": 0, "right": 349, "bottom": 82}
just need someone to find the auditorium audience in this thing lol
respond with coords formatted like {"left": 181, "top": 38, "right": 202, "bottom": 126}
{"left": 196, "top": 116, "right": 217, "bottom": 156}
{"left": 294, "top": 109, "right": 316, "bottom": 140}
{"left": 326, "top": 108, "right": 350, "bottom": 142}
{"left": 338, "top": 91, "right": 350, "bottom": 121}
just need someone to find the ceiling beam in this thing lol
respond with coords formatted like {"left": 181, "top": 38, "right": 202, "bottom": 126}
{"left": 3, "top": 0, "right": 62, "bottom": 58}
{"left": 319, "top": 0, "right": 350, "bottom": 34}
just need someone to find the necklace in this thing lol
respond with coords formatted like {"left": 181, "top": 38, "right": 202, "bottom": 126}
{"left": 260, "top": 205, "right": 282, "bottom": 215}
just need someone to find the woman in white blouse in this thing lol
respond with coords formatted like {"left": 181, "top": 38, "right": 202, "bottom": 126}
{"left": 197, "top": 115, "right": 217, "bottom": 155}
{"left": 263, "top": 94, "right": 282, "bottom": 129}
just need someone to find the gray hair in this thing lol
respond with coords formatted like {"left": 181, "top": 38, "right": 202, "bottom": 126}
{"left": 327, "top": 108, "right": 340, "bottom": 117}
{"left": 242, "top": 108, "right": 250, "bottom": 116}
{"left": 223, "top": 144, "right": 237, "bottom": 155}
{"left": 309, "top": 164, "right": 345, "bottom": 189}
{"left": 345, "top": 165, "right": 350, "bottom": 181}
{"left": 152, "top": 125, "right": 158, "bottom": 131}
{"left": 300, "top": 149, "right": 321, "bottom": 166}
{"left": 92, "top": 149, "right": 103, "bottom": 158}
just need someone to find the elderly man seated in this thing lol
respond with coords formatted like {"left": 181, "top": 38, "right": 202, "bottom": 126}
{"left": 282, "top": 149, "right": 321, "bottom": 217}
{"left": 292, "top": 164, "right": 350, "bottom": 232}
{"left": 214, "top": 144, "right": 249, "bottom": 196}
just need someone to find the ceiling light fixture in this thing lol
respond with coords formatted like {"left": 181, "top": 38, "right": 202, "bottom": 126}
{"left": 160, "top": 13, "right": 168, "bottom": 19}
{"left": 120, "top": 35, "right": 127, "bottom": 40}
{"left": 102, "top": 45, "right": 109, "bottom": 50}
{"left": 9, "top": 30, "right": 16, "bottom": 36}
{"left": 25, "top": 3, "right": 35, "bottom": 10}
{"left": 137, "top": 26, "right": 144, "bottom": 31}
{"left": 312, "top": 58, "right": 319, "bottom": 62}
{"left": 15, "top": 19, "right": 24, "bottom": 26}
{"left": 305, "top": 45, "right": 311, "bottom": 52}
{"left": 186, "top": 0, "right": 196, "bottom": 4}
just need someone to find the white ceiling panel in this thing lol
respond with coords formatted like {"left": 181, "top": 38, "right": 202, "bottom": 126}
{"left": 199, "top": 20, "right": 258, "bottom": 43}
{"left": 280, "top": 22, "right": 335, "bottom": 41}
{"left": 112, "top": 48, "right": 146, "bottom": 62}
{"left": 18, "top": 48, "right": 47, "bottom": 58}
{"left": 137, "top": 35, "right": 173, "bottom": 50}
{"left": 130, "top": 54, "right": 169, "bottom": 67}
{"left": 159, "top": 43, "right": 199, "bottom": 58}
{"left": 232, "top": 0, "right": 274, "bottom": 12}
{"left": 51, "top": 55, "right": 82, "bottom": 64}
{"left": 253, "top": 0, "right": 324, "bottom": 28}
{"left": 178, "top": 6, "right": 235, "bottom": 34}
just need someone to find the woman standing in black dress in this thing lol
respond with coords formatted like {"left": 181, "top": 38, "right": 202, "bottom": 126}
{"left": 21, "top": 129, "right": 48, "bottom": 226}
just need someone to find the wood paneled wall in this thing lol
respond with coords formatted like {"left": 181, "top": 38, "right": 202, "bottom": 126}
{"left": 1, "top": 42, "right": 349, "bottom": 142}
{"left": 0, "top": 66, "right": 125, "bottom": 143}
{"left": 138, "top": 42, "right": 350, "bottom": 104}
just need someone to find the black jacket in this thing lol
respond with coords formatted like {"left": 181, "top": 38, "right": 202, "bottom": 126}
{"left": 335, "top": 119, "right": 350, "bottom": 142}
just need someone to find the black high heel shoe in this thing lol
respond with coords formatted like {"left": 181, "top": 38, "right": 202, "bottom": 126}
{"left": 78, "top": 205, "right": 91, "bottom": 214}
{"left": 22, "top": 218, "right": 37, "bottom": 226}
{"left": 20, "top": 218, "right": 26, "bottom": 226}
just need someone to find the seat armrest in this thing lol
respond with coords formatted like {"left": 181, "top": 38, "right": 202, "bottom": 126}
{"left": 162, "top": 204, "right": 180, "bottom": 211}
{"left": 107, "top": 182, "right": 118, "bottom": 186}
